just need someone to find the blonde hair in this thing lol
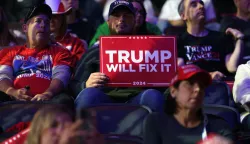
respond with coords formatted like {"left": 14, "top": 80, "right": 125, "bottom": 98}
{"left": 25, "top": 105, "right": 74, "bottom": 144}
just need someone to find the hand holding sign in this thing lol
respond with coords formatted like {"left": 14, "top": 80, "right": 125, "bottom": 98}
{"left": 86, "top": 72, "right": 109, "bottom": 88}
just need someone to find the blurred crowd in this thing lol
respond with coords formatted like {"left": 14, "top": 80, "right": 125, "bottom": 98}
{"left": 1, "top": 0, "right": 250, "bottom": 144}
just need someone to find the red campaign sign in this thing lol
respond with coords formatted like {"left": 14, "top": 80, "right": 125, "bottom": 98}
{"left": 100, "top": 36, "right": 177, "bottom": 87}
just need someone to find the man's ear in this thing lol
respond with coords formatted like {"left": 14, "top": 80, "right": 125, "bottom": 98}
{"left": 233, "top": 0, "right": 238, "bottom": 7}
{"left": 180, "top": 13, "right": 186, "bottom": 21}
{"left": 22, "top": 23, "right": 28, "bottom": 33}
{"left": 107, "top": 18, "right": 110, "bottom": 25}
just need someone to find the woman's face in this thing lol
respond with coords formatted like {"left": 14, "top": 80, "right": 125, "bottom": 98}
{"left": 40, "top": 113, "right": 73, "bottom": 144}
{"left": 171, "top": 76, "right": 205, "bottom": 110}
{"left": 50, "top": 15, "right": 64, "bottom": 34}
{"left": 132, "top": 2, "right": 144, "bottom": 28}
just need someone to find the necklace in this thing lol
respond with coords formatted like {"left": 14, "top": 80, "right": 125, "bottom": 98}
{"left": 53, "top": 32, "right": 68, "bottom": 42}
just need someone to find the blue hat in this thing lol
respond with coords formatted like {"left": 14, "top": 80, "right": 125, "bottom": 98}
{"left": 108, "top": 0, "right": 135, "bottom": 16}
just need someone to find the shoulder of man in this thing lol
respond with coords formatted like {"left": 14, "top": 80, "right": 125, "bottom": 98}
{"left": 220, "top": 16, "right": 238, "bottom": 24}
{"left": 220, "top": 16, "right": 238, "bottom": 32}
{"left": 0, "top": 45, "right": 23, "bottom": 56}
{"left": 206, "top": 30, "right": 228, "bottom": 39}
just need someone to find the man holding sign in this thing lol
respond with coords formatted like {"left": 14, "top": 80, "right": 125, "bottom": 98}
{"left": 70, "top": 0, "right": 165, "bottom": 112}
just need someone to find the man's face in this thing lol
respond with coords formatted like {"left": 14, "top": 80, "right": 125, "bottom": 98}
{"left": 182, "top": 0, "right": 205, "bottom": 22}
{"left": 24, "top": 14, "right": 50, "bottom": 46}
{"left": 108, "top": 7, "right": 135, "bottom": 35}
{"left": 50, "top": 15, "right": 63, "bottom": 33}
{"left": 235, "top": 0, "right": 250, "bottom": 14}
{"left": 61, "top": 0, "right": 79, "bottom": 10}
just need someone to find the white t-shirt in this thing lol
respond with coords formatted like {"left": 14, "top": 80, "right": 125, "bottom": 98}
{"left": 233, "top": 61, "right": 250, "bottom": 105}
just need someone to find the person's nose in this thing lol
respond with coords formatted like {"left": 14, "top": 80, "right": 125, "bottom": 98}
{"left": 197, "top": 2, "right": 204, "bottom": 9}
{"left": 68, "top": 0, "right": 74, "bottom": 5}
{"left": 193, "top": 83, "right": 201, "bottom": 93}
{"left": 55, "top": 125, "right": 64, "bottom": 134}
{"left": 40, "top": 20, "right": 45, "bottom": 28}
{"left": 118, "top": 15, "right": 125, "bottom": 22}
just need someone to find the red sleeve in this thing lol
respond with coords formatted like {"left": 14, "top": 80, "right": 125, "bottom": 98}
{"left": 0, "top": 47, "right": 16, "bottom": 66}
{"left": 53, "top": 46, "right": 75, "bottom": 68}
{"left": 72, "top": 38, "right": 86, "bottom": 61}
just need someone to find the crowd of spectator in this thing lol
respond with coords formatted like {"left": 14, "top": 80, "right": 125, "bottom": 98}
{"left": 1, "top": 0, "right": 250, "bottom": 144}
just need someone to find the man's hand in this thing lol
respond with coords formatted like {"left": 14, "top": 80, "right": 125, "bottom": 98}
{"left": 6, "top": 87, "right": 32, "bottom": 101}
{"left": 31, "top": 92, "right": 53, "bottom": 101}
{"left": 225, "top": 28, "right": 244, "bottom": 40}
{"left": 86, "top": 72, "right": 109, "bottom": 88}
{"left": 209, "top": 71, "right": 225, "bottom": 80}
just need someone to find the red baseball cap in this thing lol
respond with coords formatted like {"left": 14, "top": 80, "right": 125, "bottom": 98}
{"left": 170, "top": 64, "right": 212, "bottom": 87}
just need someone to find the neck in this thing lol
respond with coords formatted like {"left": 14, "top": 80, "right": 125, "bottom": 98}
{"left": 55, "top": 31, "right": 67, "bottom": 41}
{"left": 27, "top": 42, "right": 47, "bottom": 50}
{"left": 236, "top": 10, "right": 250, "bottom": 21}
{"left": 174, "top": 109, "right": 201, "bottom": 128}
{"left": 67, "top": 11, "right": 76, "bottom": 24}
{"left": 187, "top": 21, "right": 207, "bottom": 37}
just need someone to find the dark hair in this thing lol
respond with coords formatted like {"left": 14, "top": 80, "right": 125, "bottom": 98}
{"left": 178, "top": 0, "right": 185, "bottom": 16}
{"left": 127, "top": 0, "right": 147, "bottom": 21}
{"left": 126, "top": 0, "right": 153, "bottom": 35}
{"left": 165, "top": 80, "right": 203, "bottom": 117}
{"left": 165, "top": 81, "right": 180, "bottom": 115}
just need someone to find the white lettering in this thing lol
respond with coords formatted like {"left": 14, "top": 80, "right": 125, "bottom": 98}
{"left": 139, "top": 64, "right": 146, "bottom": 72}
{"left": 150, "top": 64, "right": 157, "bottom": 72}
{"left": 106, "top": 50, "right": 172, "bottom": 63}
{"left": 106, "top": 64, "right": 118, "bottom": 72}
{"left": 145, "top": 51, "right": 159, "bottom": 63}
{"left": 160, "top": 50, "right": 171, "bottom": 63}
{"left": 118, "top": 50, "right": 130, "bottom": 63}
{"left": 105, "top": 50, "right": 117, "bottom": 63}
{"left": 161, "top": 64, "right": 171, "bottom": 72}
{"left": 131, "top": 50, "right": 143, "bottom": 63}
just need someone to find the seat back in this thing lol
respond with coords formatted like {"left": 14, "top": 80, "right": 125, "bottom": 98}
{"left": 204, "top": 81, "right": 236, "bottom": 108}
{"left": 203, "top": 104, "right": 240, "bottom": 130}
{"left": 0, "top": 101, "right": 64, "bottom": 131}
{"left": 105, "top": 134, "right": 143, "bottom": 144}
{"left": 85, "top": 104, "right": 152, "bottom": 137}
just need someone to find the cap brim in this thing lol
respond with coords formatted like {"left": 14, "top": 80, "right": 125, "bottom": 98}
{"left": 52, "top": 7, "right": 72, "bottom": 15}
{"left": 171, "top": 70, "right": 212, "bottom": 87}
{"left": 183, "top": 70, "right": 212, "bottom": 86}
